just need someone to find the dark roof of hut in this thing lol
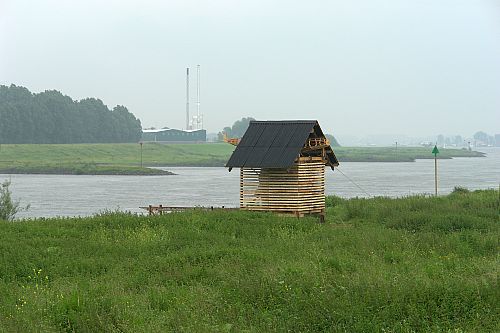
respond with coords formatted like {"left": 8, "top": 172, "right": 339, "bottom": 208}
{"left": 226, "top": 120, "right": 339, "bottom": 170}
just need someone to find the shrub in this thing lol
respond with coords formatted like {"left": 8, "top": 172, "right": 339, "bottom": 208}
{"left": 325, "top": 195, "right": 345, "bottom": 207}
{"left": 452, "top": 186, "right": 470, "bottom": 194}
{"left": 0, "top": 179, "right": 29, "bottom": 221}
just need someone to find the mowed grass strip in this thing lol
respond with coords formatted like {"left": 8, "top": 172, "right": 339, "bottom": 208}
{"left": 0, "top": 189, "right": 498, "bottom": 332}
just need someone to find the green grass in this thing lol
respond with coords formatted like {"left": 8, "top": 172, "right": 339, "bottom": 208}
{"left": 0, "top": 143, "right": 232, "bottom": 175}
{"left": 0, "top": 189, "right": 498, "bottom": 332}
{"left": 0, "top": 143, "right": 485, "bottom": 175}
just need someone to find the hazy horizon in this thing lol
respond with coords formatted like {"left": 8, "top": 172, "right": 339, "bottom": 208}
{"left": 1, "top": 0, "right": 499, "bottom": 138}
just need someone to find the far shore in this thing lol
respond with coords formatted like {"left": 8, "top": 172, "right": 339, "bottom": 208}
{"left": 0, "top": 143, "right": 486, "bottom": 175}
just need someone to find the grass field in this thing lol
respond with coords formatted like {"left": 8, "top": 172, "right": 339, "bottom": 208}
{"left": 0, "top": 143, "right": 485, "bottom": 175}
{"left": 0, "top": 189, "right": 498, "bottom": 332}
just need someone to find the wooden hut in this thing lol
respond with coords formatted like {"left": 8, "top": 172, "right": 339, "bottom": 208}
{"left": 226, "top": 120, "right": 339, "bottom": 218}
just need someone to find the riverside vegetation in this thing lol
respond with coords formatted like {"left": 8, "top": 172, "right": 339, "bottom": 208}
{"left": 0, "top": 143, "right": 485, "bottom": 175}
{"left": 0, "top": 189, "right": 498, "bottom": 332}
{"left": 0, "top": 179, "right": 29, "bottom": 221}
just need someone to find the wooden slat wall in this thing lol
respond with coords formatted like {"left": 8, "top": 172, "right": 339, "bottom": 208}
{"left": 240, "top": 157, "right": 325, "bottom": 215}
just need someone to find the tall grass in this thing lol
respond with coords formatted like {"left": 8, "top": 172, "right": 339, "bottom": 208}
{"left": 0, "top": 190, "right": 498, "bottom": 332}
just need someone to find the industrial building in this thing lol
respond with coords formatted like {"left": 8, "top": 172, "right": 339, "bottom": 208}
{"left": 141, "top": 128, "right": 206, "bottom": 143}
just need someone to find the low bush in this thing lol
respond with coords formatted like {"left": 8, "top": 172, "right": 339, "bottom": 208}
{"left": 0, "top": 179, "right": 29, "bottom": 221}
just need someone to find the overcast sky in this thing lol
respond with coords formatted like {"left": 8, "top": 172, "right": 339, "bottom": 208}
{"left": 1, "top": 0, "right": 499, "bottom": 137}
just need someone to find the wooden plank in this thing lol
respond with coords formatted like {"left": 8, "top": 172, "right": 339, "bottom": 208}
{"left": 239, "top": 158, "right": 326, "bottom": 216}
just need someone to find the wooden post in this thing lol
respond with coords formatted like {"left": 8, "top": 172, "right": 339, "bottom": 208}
{"left": 395, "top": 141, "right": 398, "bottom": 161}
{"left": 140, "top": 142, "right": 143, "bottom": 168}
{"left": 240, "top": 168, "right": 243, "bottom": 209}
{"left": 159, "top": 204, "right": 163, "bottom": 215}
{"left": 432, "top": 145, "right": 439, "bottom": 196}
{"left": 319, "top": 212, "right": 325, "bottom": 223}
{"left": 434, "top": 155, "right": 438, "bottom": 196}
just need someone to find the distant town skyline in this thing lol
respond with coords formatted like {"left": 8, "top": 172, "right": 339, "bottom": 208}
{"left": 1, "top": 0, "right": 499, "bottom": 137}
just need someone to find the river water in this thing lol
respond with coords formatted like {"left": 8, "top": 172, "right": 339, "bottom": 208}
{"left": 2, "top": 148, "right": 499, "bottom": 219}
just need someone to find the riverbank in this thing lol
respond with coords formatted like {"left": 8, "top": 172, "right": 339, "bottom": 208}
{"left": 0, "top": 189, "right": 497, "bottom": 331}
{"left": 0, "top": 163, "right": 174, "bottom": 176}
{"left": 335, "top": 146, "right": 485, "bottom": 162}
{"left": 0, "top": 143, "right": 485, "bottom": 175}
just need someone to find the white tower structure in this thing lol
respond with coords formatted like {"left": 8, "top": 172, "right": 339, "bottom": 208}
{"left": 191, "top": 65, "right": 203, "bottom": 130}
{"left": 185, "top": 67, "right": 190, "bottom": 130}
{"left": 196, "top": 64, "right": 201, "bottom": 129}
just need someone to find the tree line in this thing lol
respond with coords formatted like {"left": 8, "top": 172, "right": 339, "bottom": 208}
{"left": 0, "top": 85, "right": 142, "bottom": 144}
{"left": 218, "top": 117, "right": 256, "bottom": 140}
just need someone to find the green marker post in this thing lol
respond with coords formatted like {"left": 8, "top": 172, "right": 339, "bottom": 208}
{"left": 432, "top": 145, "right": 440, "bottom": 196}
{"left": 139, "top": 141, "right": 143, "bottom": 168}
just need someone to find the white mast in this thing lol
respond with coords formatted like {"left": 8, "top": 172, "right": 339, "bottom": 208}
{"left": 196, "top": 64, "right": 201, "bottom": 129}
{"left": 186, "top": 67, "right": 190, "bottom": 130}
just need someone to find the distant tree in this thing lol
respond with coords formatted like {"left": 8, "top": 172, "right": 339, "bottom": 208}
{"left": 222, "top": 126, "right": 233, "bottom": 137}
{"left": 217, "top": 127, "right": 232, "bottom": 141}
{"left": 231, "top": 117, "right": 255, "bottom": 137}
{"left": 473, "top": 131, "right": 489, "bottom": 144}
{"left": 325, "top": 134, "right": 341, "bottom": 147}
{"left": 34, "top": 90, "right": 77, "bottom": 143}
{"left": 0, "top": 84, "right": 142, "bottom": 144}
{"left": 112, "top": 105, "right": 142, "bottom": 142}
{"left": 218, "top": 117, "right": 255, "bottom": 140}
